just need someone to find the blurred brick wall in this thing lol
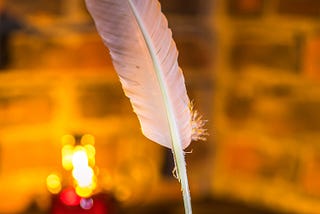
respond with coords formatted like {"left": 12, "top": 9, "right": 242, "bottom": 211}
{"left": 9, "top": 0, "right": 320, "bottom": 213}
{"left": 212, "top": 0, "right": 320, "bottom": 213}
{"left": 0, "top": 0, "right": 213, "bottom": 212}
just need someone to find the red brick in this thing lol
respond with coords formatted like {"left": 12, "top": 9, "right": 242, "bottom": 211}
{"left": 278, "top": 0, "right": 320, "bottom": 17}
{"left": 303, "top": 36, "right": 320, "bottom": 81}
{"left": 229, "top": 0, "right": 264, "bottom": 16}
{"left": 0, "top": 95, "right": 53, "bottom": 126}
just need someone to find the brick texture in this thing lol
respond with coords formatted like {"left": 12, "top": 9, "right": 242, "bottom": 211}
{"left": 212, "top": 0, "right": 320, "bottom": 213}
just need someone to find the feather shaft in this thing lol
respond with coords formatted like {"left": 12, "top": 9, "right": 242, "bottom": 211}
{"left": 126, "top": 3, "right": 192, "bottom": 212}
{"left": 127, "top": 2, "right": 192, "bottom": 212}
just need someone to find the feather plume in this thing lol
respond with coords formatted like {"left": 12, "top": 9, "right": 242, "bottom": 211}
{"left": 85, "top": 0, "right": 197, "bottom": 149}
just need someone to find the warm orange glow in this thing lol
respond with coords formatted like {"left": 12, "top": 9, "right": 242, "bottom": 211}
{"left": 61, "top": 134, "right": 76, "bottom": 146}
{"left": 115, "top": 184, "right": 131, "bottom": 202}
{"left": 4, "top": 0, "right": 320, "bottom": 213}
{"left": 101, "top": 171, "right": 113, "bottom": 191}
{"left": 81, "top": 134, "right": 95, "bottom": 145}
{"left": 46, "top": 173, "right": 62, "bottom": 194}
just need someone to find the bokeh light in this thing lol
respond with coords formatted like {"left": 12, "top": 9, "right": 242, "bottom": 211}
{"left": 80, "top": 197, "right": 94, "bottom": 210}
{"left": 72, "top": 166, "right": 94, "bottom": 187}
{"left": 59, "top": 187, "right": 81, "bottom": 206}
{"left": 72, "top": 147, "right": 89, "bottom": 169}
{"left": 61, "top": 145, "right": 74, "bottom": 171}
{"left": 46, "top": 173, "right": 62, "bottom": 194}
{"left": 76, "top": 186, "right": 94, "bottom": 198}
{"left": 84, "top": 144, "right": 96, "bottom": 166}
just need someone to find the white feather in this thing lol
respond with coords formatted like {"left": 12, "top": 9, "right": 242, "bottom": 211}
{"left": 85, "top": 0, "right": 193, "bottom": 149}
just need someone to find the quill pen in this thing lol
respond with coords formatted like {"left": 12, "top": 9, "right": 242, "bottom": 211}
{"left": 85, "top": 0, "right": 205, "bottom": 213}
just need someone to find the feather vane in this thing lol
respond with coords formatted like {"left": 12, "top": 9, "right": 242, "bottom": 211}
{"left": 85, "top": 0, "right": 194, "bottom": 149}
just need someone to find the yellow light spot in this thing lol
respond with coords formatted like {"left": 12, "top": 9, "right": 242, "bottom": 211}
{"left": 46, "top": 174, "right": 62, "bottom": 194}
{"left": 75, "top": 186, "right": 93, "bottom": 198}
{"left": 81, "top": 134, "right": 95, "bottom": 145}
{"left": 62, "top": 145, "right": 74, "bottom": 170}
{"left": 62, "top": 144, "right": 74, "bottom": 155}
{"left": 84, "top": 144, "right": 96, "bottom": 167}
